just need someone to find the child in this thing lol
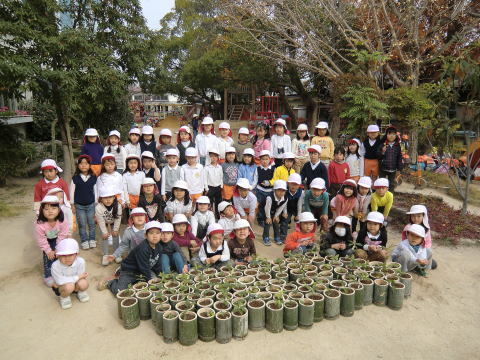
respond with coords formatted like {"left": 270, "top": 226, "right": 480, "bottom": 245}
{"left": 354, "top": 211, "right": 388, "bottom": 262}
{"left": 300, "top": 145, "right": 329, "bottom": 189}
{"left": 302, "top": 177, "right": 329, "bottom": 231}
{"left": 255, "top": 149, "right": 275, "bottom": 226}
{"left": 195, "top": 116, "right": 219, "bottom": 166}
{"left": 161, "top": 148, "right": 184, "bottom": 202}
{"left": 270, "top": 151, "right": 296, "bottom": 184}
{"left": 217, "top": 122, "right": 234, "bottom": 163}
{"left": 330, "top": 179, "right": 358, "bottom": 218}
{"left": 203, "top": 148, "right": 223, "bottom": 218}
{"left": 110, "top": 207, "right": 148, "bottom": 263}
{"left": 345, "top": 138, "right": 364, "bottom": 182}
{"left": 352, "top": 176, "right": 372, "bottom": 233}
{"left": 172, "top": 214, "right": 201, "bottom": 266}
{"left": 95, "top": 188, "right": 122, "bottom": 266}
{"left": 263, "top": 180, "right": 289, "bottom": 246}
{"left": 141, "top": 151, "right": 161, "bottom": 183}
{"left": 362, "top": 124, "right": 383, "bottom": 180}
{"left": 285, "top": 173, "right": 304, "bottom": 226}
{"left": 123, "top": 154, "right": 145, "bottom": 209}
{"left": 34, "top": 159, "right": 70, "bottom": 213}
{"left": 176, "top": 126, "right": 195, "bottom": 166}
{"left": 165, "top": 180, "right": 193, "bottom": 221}
{"left": 96, "top": 154, "right": 125, "bottom": 205}
{"left": 321, "top": 216, "right": 354, "bottom": 257}
{"left": 156, "top": 128, "right": 175, "bottom": 169}
{"left": 292, "top": 123, "right": 310, "bottom": 173}
{"left": 138, "top": 177, "right": 164, "bottom": 222}
{"left": 235, "top": 127, "right": 252, "bottom": 162}
{"left": 35, "top": 195, "right": 69, "bottom": 287}
{"left": 379, "top": 126, "right": 403, "bottom": 192}
{"left": 328, "top": 146, "right": 350, "bottom": 196}
{"left": 252, "top": 123, "right": 271, "bottom": 165}
{"left": 124, "top": 128, "right": 142, "bottom": 157}
{"left": 51, "top": 238, "right": 89, "bottom": 309}
{"left": 218, "top": 201, "right": 241, "bottom": 239}
{"left": 104, "top": 130, "right": 127, "bottom": 174}
{"left": 70, "top": 155, "right": 97, "bottom": 250}
{"left": 158, "top": 222, "right": 188, "bottom": 274}
{"left": 233, "top": 178, "right": 258, "bottom": 226}
{"left": 191, "top": 196, "right": 216, "bottom": 239}
{"left": 238, "top": 148, "right": 258, "bottom": 189}
{"left": 139, "top": 125, "right": 157, "bottom": 155}
{"left": 80, "top": 128, "right": 103, "bottom": 176}
{"left": 100, "top": 221, "right": 163, "bottom": 293}
{"left": 283, "top": 212, "right": 317, "bottom": 254}
{"left": 46, "top": 187, "right": 73, "bottom": 236}
{"left": 228, "top": 219, "right": 257, "bottom": 264}
{"left": 199, "top": 223, "right": 232, "bottom": 269}
{"left": 311, "top": 121, "right": 334, "bottom": 166}
{"left": 271, "top": 118, "right": 292, "bottom": 167}
{"left": 392, "top": 224, "right": 432, "bottom": 276}
{"left": 370, "top": 178, "right": 393, "bottom": 220}
{"left": 221, "top": 146, "right": 239, "bottom": 201}
{"left": 181, "top": 147, "right": 205, "bottom": 203}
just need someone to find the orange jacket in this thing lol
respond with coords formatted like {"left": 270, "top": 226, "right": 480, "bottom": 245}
{"left": 283, "top": 230, "right": 316, "bottom": 252}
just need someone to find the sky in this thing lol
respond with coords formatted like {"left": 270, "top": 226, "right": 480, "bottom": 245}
{"left": 140, "top": 0, "right": 175, "bottom": 30}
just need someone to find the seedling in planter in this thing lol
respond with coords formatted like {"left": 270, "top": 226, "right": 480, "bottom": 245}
{"left": 232, "top": 301, "right": 247, "bottom": 316}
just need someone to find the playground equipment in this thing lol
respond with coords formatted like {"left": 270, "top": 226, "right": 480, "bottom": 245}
{"left": 251, "top": 96, "right": 280, "bottom": 128}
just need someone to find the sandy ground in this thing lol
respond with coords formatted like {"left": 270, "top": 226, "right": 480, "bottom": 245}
{"left": 0, "top": 177, "right": 479, "bottom": 360}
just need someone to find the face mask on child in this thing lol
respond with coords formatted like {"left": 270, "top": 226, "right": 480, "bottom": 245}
{"left": 335, "top": 227, "right": 346, "bottom": 237}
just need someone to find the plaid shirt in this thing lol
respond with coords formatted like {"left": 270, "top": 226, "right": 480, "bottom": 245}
{"left": 380, "top": 142, "right": 403, "bottom": 171}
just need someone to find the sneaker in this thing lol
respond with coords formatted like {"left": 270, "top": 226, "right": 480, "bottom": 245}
{"left": 89, "top": 240, "right": 97, "bottom": 248}
{"left": 108, "top": 235, "right": 113, "bottom": 246}
{"left": 59, "top": 296, "right": 72, "bottom": 310}
{"left": 431, "top": 259, "right": 438, "bottom": 270}
{"left": 77, "top": 291, "right": 90, "bottom": 303}
{"left": 275, "top": 238, "right": 284, "bottom": 245}
{"left": 97, "top": 279, "right": 110, "bottom": 291}
{"left": 81, "top": 242, "right": 90, "bottom": 250}
{"left": 414, "top": 267, "right": 428, "bottom": 277}
{"left": 263, "top": 238, "right": 271, "bottom": 246}
{"left": 43, "top": 277, "right": 54, "bottom": 287}
{"left": 115, "top": 257, "right": 123, "bottom": 264}
{"left": 102, "top": 255, "right": 110, "bottom": 266}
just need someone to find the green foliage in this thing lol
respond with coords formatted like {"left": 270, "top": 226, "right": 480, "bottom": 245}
{"left": 18, "top": 100, "right": 58, "bottom": 141}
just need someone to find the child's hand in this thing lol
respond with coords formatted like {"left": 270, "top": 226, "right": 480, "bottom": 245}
{"left": 112, "top": 231, "right": 119, "bottom": 237}
{"left": 282, "top": 213, "right": 288, "bottom": 219}
{"left": 190, "top": 240, "right": 198, "bottom": 247}
{"left": 182, "top": 264, "right": 188, "bottom": 274}
{"left": 273, "top": 216, "right": 279, "bottom": 223}
{"left": 106, "top": 255, "right": 115, "bottom": 262}
{"left": 79, "top": 272, "right": 88, "bottom": 279}
{"left": 266, "top": 218, "right": 272, "bottom": 224}
{"left": 245, "top": 256, "right": 253, "bottom": 263}
{"left": 47, "top": 250, "right": 56, "bottom": 260}
{"left": 417, "top": 259, "right": 428, "bottom": 265}
{"left": 102, "top": 233, "right": 110, "bottom": 240}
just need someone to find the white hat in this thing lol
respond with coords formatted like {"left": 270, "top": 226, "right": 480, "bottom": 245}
{"left": 126, "top": 154, "right": 141, "bottom": 162}
{"left": 130, "top": 207, "right": 147, "bottom": 216}
{"left": 373, "top": 178, "right": 389, "bottom": 188}
{"left": 85, "top": 128, "right": 99, "bottom": 137}
{"left": 406, "top": 205, "right": 428, "bottom": 215}
{"left": 225, "top": 146, "right": 236, "bottom": 153}
{"left": 185, "top": 147, "right": 198, "bottom": 157}
{"left": 46, "top": 187, "right": 69, "bottom": 208}
{"left": 99, "top": 188, "right": 118, "bottom": 198}
{"left": 315, "top": 121, "right": 328, "bottom": 129}
{"left": 41, "top": 195, "right": 60, "bottom": 204}
{"left": 40, "top": 159, "right": 63, "bottom": 173}
{"left": 342, "top": 179, "right": 357, "bottom": 188}
{"left": 334, "top": 216, "right": 351, "bottom": 226}
{"left": 145, "top": 221, "right": 162, "bottom": 232}
{"left": 129, "top": 128, "right": 141, "bottom": 135}
{"left": 193, "top": 114, "right": 199, "bottom": 118}
{"left": 298, "top": 212, "right": 317, "bottom": 223}
{"left": 348, "top": 138, "right": 361, "bottom": 147}
{"left": 207, "top": 223, "right": 224, "bottom": 236}
{"left": 101, "top": 153, "right": 115, "bottom": 162}
{"left": 208, "top": 147, "right": 220, "bottom": 155}
{"left": 141, "top": 151, "right": 155, "bottom": 159}
{"left": 259, "top": 150, "right": 271, "bottom": 158}
{"left": 366, "top": 211, "right": 384, "bottom": 224}
{"left": 218, "top": 201, "right": 232, "bottom": 213}
{"left": 179, "top": 125, "right": 191, "bottom": 134}
{"left": 172, "top": 214, "right": 189, "bottom": 224}
{"left": 233, "top": 219, "right": 251, "bottom": 230}
{"left": 55, "top": 238, "right": 79, "bottom": 256}
{"left": 273, "top": 180, "right": 287, "bottom": 190}
{"left": 202, "top": 116, "right": 214, "bottom": 125}
{"left": 218, "top": 122, "right": 230, "bottom": 129}
{"left": 287, "top": 173, "right": 302, "bottom": 185}
{"left": 109, "top": 130, "right": 121, "bottom": 138}
{"left": 243, "top": 148, "right": 255, "bottom": 156}
{"left": 165, "top": 148, "right": 179, "bottom": 157}
{"left": 366, "top": 124, "right": 380, "bottom": 132}
{"left": 196, "top": 196, "right": 210, "bottom": 204}
{"left": 297, "top": 124, "right": 308, "bottom": 132}
{"left": 407, "top": 224, "right": 426, "bottom": 238}
{"left": 238, "top": 127, "right": 250, "bottom": 135}
{"left": 172, "top": 180, "right": 189, "bottom": 191}
{"left": 159, "top": 128, "right": 173, "bottom": 137}
{"left": 310, "top": 177, "right": 326, "bottom": 190}
{"left": 358, "top": 176, "right": 372, "bottom": 189}
{"left": 283, "top": 152, "right": 295, "bottom": 159}
{"left": 161, "top": 222, "right": 174, "bottom": 232}
{"left": 141, "top": 125, "right": 154, "bottom": 135}
{"left": 274, "top": 118, "right": 286, "bottom": 127}
{"left": 307, "top": 145, "right": 322, "bottom": 153}
{"left": 236, "top": 178, "right": 251, "bottom": 189}
{"left": 142, "top": 177, "right": 156, "bottom": 186}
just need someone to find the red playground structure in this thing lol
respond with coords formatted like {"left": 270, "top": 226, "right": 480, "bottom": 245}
{"left": 250, "top": 96, "right": 280, "bottom": 129}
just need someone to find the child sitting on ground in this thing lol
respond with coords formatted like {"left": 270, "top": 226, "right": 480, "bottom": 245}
{"left": 392, "top": 224, "right": 432, "bottom": 277}
{"left": 218, "top": 201, "right": 241, "bottom": 239}
{"left": 221, "top": 147, "right": 239, "bottom": 201}
{"left": 354, "top": 211, "right": 388, "bottom": 262}
{"left": 198, "top": 223, "right": 232, "bottom": 269}
{"left": 302, "top": 177, "right": 329, "bottom": 232}
{"left": 263, "top": 180, "right": 289, "bottom": 246}
{"left": 34, "top": 159, "right": 70, "bottom": 213}
{"left": 352, "top": 176, "right": 372, "bottom": 233}
{"left": 138, "top": 178, "right": 164, "bottom": 222}
{"left": 330, "top": 179, "right": 358, "bottom": 219}
{"left": 235, "top": 127, "right": 251, "bottom": 162}
{"left": 172, "top": 214, "right": 201, "bottom": 267}
{"left": 158, "top": 222, "right": 188, "bottom": 274}
{"left": 191, "top": 196, "right": 216, "bottom": 240}
{"left": 228, "top": 219, "right": 257, "bottom": 265}
{"left": 370, "top": 178, "right": 393, "bottom": 221}
{"left": 300, "top": 145, "right": 329, "bottom": 189}
{"left": 233, "top": 178, "right": 258, "bottom": 227}
{"left": 51, "top": 238, "right": 89, "bottom": 309}
{"left": 165, "top": 180, "right": 193, "bottom": 221}
{"left": 321, "top": 216, "right": 354, "bottom": 257}
{"left": 283, "top": 212, "right": 317, "bottom": 255}
{"left": 328, "top": 146, "right": 350, "bottom": 197}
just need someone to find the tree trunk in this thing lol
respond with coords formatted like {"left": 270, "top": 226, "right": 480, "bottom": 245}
{"left": 51, "top": 119, "right": 57, "bottom": 161}
{"left": 330, "top": 114, "right": 341, "bottom": 139}
{"left": 278, "top": 86, "right": 297, "bottom": 126}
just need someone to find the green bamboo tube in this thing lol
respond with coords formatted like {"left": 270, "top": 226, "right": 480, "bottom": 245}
{"left": 179, "top": 311, "right": 198, "bottom": 346}
{"left": 197, "top": 308, "right": 216, "bottom": 342}
{"left": 247, "top": 299, "right": 265, "bottom": 331}
{"left": 360, "top": 278, "right": 374, "bottom": 305}
{"left": 399, "top": 273, "right": 413, "bottom": 298}
{"left": 266, "top": 300, "right": 284, "bottom": 333}
{"left": 120, "top": 297, "right": 140, "bottom": 330}
{"left": 232, "top": 308, "right": 249, "bottom": 339}
{"left": 324, "top": 289, "right": 341, "bottom": 320}
{"left": 373, "top": 279, "right": 388, "bottom": 306}
{"left": 387, "top": 282, "right": 406, "bottom": 310}
{"left": 215, "top": 311, "right": 232, "bottom": 344}
{"left": 340, "top": 287, "right": 355, "bottom": 317}
{"left": 135, "top": 290, "right": 152, "bottom": 320}
{"left": 150, "top": 296, "right": 165, "bottom": 326}
{"left": 154, "top": 303, "right": 171, "bottom": 336}
{"left": 306, "top": 293, "right": 325, "bottom": 322}
{"left": 349, "top": 282, "right": 365, "bottom": 310}
{"left": 116, "top": 289, "right": 135, "bottom": 319}
{"left": 283, "top": 300, "right": 298, "bottom": 331}
{"left": 162, "top": 310, "right": 179, "bottom": 343}
{"left": 298, "top": 298, "right": 315, "bottom": 328}
{"left": 196, "top": 297, "right": 214, "bottom": 310}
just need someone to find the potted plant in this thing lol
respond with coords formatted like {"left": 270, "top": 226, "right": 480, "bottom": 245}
{"left": 306, "top": 292, "right": 325, "bottom": 322}
{"left": 213, "top": 300, "right": 232, "bottom": 312}
{"left": 196, "top": 297, "right": 214, "bottom": 309}
{"left": 288, "top": 291, "right": 304, "bottom": 301}
{"left": 243, "top": 269, "right": 258, "bottom": 277}
{"left": 197, "top": 307, "right": 215, "bottom": 342}
{"left": 169, "top": 293, "right": 186, "bottom": 309}
{"left": 200, "top": 289, "right": 216, "bottom": 299}
{"left": 298, "top": 298, "right": 315, "bottom": 328}
{"left": 269, "top": 278, "right": 286, "bottom": 287}
{"left": 275, "top": 272, "right": 289, "bottom": 281}
{"left": 120, "top": 297, "right": 140, "bottom": 329}
{"left": 162, "top": 310, "right": 179, "bottom": 343}
{"left": 329, "top": 279, "right": 347, "bottom": 290}
{"left": 318, "top": 270, "right": 333, "bottom": 281}
{"left": 178, "top": 310, "right": 198, "bottom": 346}
{"left": 247, "top": 298, "right": 266, "bottom": 331}
{"left": 387, "top": 281, "right": 406, "bottom": 310}
{"left": 324, "top": 289, "right": 341, "bottom": 320}
{"left": 238, "top": 275, "right": 256, "bottom": 286}
{"left": 150, "top": 295, "right": 168, "bottom": 325}
{"left": 175, "top": 299, "right": 195, "bottom": 313}
{"left": 399, "top": 272, "right": 413, "bottom": 298}
{"left": 135, "top": 290, "right": 152, "bottom": 320}
{"left": 373, "top": 279, "right": 389, "bottom": 306}
{"left": 283, "top": 283, "right": 297, "bottom": 293}
{"left": 154, "top": 303, "right": 171, "bottom": 336}
{"left": 339, "top": 287, "right": 355, "bottom": 317}
{"left": 232, "top": 302, "right": 249, "bottom": 340}
{"left": 132, "top": 281, "right": 148, "bottom": 291}
{"left": 333, "top": 266, "right": 348, "bottom": 279}
{"left": 215, "top": 311, "right": 232, "bottom": 344}
{"left": 348, "top": 282, "right": 364, "bottom": 310}
{"left": 358, "top": 273, "right": 374, "bottom": 306}
{"left": 296, "top": 276, "right": 314, "bottom": 286}
{"left": 289, "top": 268, "right": 304, "bottom": 282}
{"left": 116, "top": 288, "right": 135, "bottom": 319}
{"left": 283, "top": 300, "right": 299, "bottom": 331}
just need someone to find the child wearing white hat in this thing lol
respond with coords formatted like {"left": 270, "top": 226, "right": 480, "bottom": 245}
{"left": 233, "top": 178, "right": 258, "bottom": 227}
{"left": 392, "top": 224, "right": 432, "bottom": 276}
{"left": 217, "top": 122, "right": 234, "bottom": 163}
{"left": 255, "top": 149, "right": 275, "bottom": 226}
{"left": 176, "top": 126, "right": 195, "bottom": 166}
{"left": 46, "top": 187, "right": 74, "bottom": 236}
{"left": 321, "top": 216, "right": 354, "bottom": 257}
{"left": 300, "top": 145, "right": 329, "bottom": 190}
{"left": 122, "top": 154, "right": 146, "bottom": 209}
{"left": 227, "top": 219, "right": 256, "bottom": 264}
{"left": 139, "top": 125, "right": 157, "bottom": 156}
{"left": 195, "top": 116, "right": 220, "bottom": 166}
{"left": 191, "top": 196, "right": 216, "bottom": 239}
{"left": 156, "top": 128, "right": 176, "bottom": 168}
{"left": 160, "top": 148, "right": 184, "bottom": 201}
{"left": 124, "top": 128, "right": 142, "bottom": 157}
{"left": 198, "top": 224, "right": 233, "bottom": 269}
{"left": 354, "top": 211, "right": 388, "bottom": 262}
{"left": 362, "top": 124, "right": 383, "bottom": 180}
{"left": 352, "top": 176, "right": 372, "bottom": 233}
{"left": 370, "top": 177, "right": 394, "bottom": 219}
{"left": 138, "top": 177, "right": 164, "bottom": 222}
{"left": 104, "top": 130, "right": 127, "bottom": 173}
{"left": 141, "top": 151, "right": 161, "bottom": 183}
{"left": 235, "top": 127, "right": 252, "bottom": 162}
{"left": 238, "top": 148, "right": 258, "bottom": 189}
{"left": 203, "top": 148, "right": 224, "bottom": 217}
{"left": 285, "top": 173, "right": 305, "bottom": 225}
{"left": 284, "top": 212, "right": 317, "bottom": 255}
{"left": 270, "top": 152, "right": 296, "bottom": 184}
{"left": 165, "top": 180, "right": 193, "bottom": 221}
{"left": 97, "top": 154, "right": 125, "bottom": 204}
{"left": 81, "top": 128, "right": 103, "bottom": 176}
{"left": 302, "top": 177, "right": 329, "bottom": 232}
{"left": 218, "top": 201, "right": 241, "bottom": 239}
{"left": 271, "top": 118, "right": 292, "bottom": 167}
{"left": 263, "top": 180, "right": 289, "bottom": 246}
{"left": 34, "top": 159, "right": 70, "bottom": 213}
{"left": 311, "top": 121, "right": 334, "bottom": 166}
{"left": 292, "top": 123, "right": 311, "bottom": 173}
{"left": 221, "top": 146, "right": 240, "bottom": 201}
{"left": 345, "top": 138, "right": 364, "bottom": 181}
{"left": 181, "top": 147, "right": 205, "bottom": 202}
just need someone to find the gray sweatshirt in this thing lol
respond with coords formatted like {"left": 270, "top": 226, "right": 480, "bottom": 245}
{"left": 113, "top": 226, "right": 146, "bottom": 258}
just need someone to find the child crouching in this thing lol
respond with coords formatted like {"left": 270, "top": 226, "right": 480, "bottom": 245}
{"left": 199, "top": 224, "right": 233, "bottom": 269}
{"left": 283, "top": 212, "right": 317, "bottom": 255}
{"left": 321, "top": 216, "right": 354, "bottom": 257}
{"left": 354, "top": 212, "right": 388, "bottom": 262}
{"left": 392, "top": 224, "right": 432, "bottom": 277}
{"left": 228, "top": 219, "right": 257, "bottom": 265}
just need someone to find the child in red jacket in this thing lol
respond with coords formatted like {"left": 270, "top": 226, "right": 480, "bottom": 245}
{"left": 34, "top": 159, "right": 70, "bottom": 214}
{"left": 283, "top": 212, "right": 317, "bottom": 255}
{"left": 328, "top": 146, "right": 350, "bottom": 197}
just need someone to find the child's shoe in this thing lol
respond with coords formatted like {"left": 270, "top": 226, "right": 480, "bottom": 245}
{"left": 97, "top": 279, "right": 110, "bottom": 291}
{"left": 414, "top": 267, "right": 428, "bottom": 277}
{"left": 274, "top": 238, "right": 283, "bottom": 245}
{"left": 59, "top": 296, "right": 72, "bottom": 310}
{"left": 115, "top": 257, "right": 123, "bottom": 264}
{"left": 102, "top": 255, "right": 110, "bottom": 266}
{"left": 431, "top": 259, "right": 438, "bottom": 270}
{"left": 43, "top": 277, "right": 54, "bottom": 287}
{"left": 263, "top": 237, "right": 271, "bottom": 246}
{"left": 89, "top": 240, "right": 97, "bottom": 248}
{"left": 81, "top": 241, "right": 90, "bottom": 250}
{"left": 77, "top": 291, "right": 90, "bottom": 303}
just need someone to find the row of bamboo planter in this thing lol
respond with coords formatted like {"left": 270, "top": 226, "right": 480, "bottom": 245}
{"left": 115, "top": 253, "right": 414, "bottom": 345}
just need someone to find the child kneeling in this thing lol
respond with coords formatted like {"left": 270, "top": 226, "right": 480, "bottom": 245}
{"left": 283, "top": 212, "right": 317, "bottom": 255}
{"left": 199, "top": 223, "right": 233, "bottom": 269}
{"left": 354, "top": 212, "right": 388, "bottom": 262}
{"left": 392, "top": 224, "right": 432, "bottom": 277}
{"left": 321, "top": 216, "right": 354, "bottom": 257}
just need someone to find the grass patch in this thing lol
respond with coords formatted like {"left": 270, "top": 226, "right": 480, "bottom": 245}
{"left": 0, "top": 201, "right": 22, "bottom": 218}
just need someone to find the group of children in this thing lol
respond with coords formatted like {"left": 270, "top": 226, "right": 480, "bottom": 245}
{"left": 33, "top": 118, "right": 434, "bottom": 309}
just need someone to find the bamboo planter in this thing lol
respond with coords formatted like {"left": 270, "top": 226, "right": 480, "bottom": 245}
{"left": 266, "top": 300, "right": 284, "bottom": 333}
{"left": 135, "top": 290, "right": 152, "bottom": 320}
{"left": 215, "top": 311, "right": 232, "bottom": 344}
{"left": 197, "top": 308, "right": 216, "bottom": 342}
{"left": 120, "top": 297, "right": 140, "bottom": 329}
{"left": 306, "top": 293, "right": 325, "bottom": 322}
{"left": 324, "top": 289, "right": 341, "bottom": 320}
{"left": 298, "top": 298, "right": 315, "bottom": 328}
{"left": 247, "top": 299, "right": 265, "bottom": 331}
{"left": 154, "top": 303, "right": 171, "bottom": 336}
{"left": 179, "top": 311, "right": 198, "bottom": 346}
{"left": 116, "top": 289, "right": 135, "bottom": 319}
{"left": 283, "top": 300, "right": 298, "bottom": 331}
{"left": 232, "top": 308, "right": 249, "bottom": 339}
{"left": 387, "top": 282, "right": 406, "bottom": 310}
{"left": 373, "top": 279, "right": 389, "bottom": 306}
{"left": 162, "top": 310, "right": 179, "bottom": 343}
{"left": 340, "top": 287, "right": 355, "bottom": 317}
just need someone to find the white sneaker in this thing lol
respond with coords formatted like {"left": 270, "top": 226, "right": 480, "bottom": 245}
{"left": 77, "top": 291, "right": 90, "bottom": 303}
{"left": 81, "top": 242, "right": 90, "bottom": 250}
{"left": 59, "top": 296, "right": 72, "bottom": 309}
{"left": 89, "top": 240, "right": 97, "bottom": 248}
{"left": 115, "top": 257, "right": 123, "bottom": 264}
{"left": 108, "top": 235, "right": 113, "bottom": 246}
{"left": 102, "top": 255, "right": 110, "bottom": 266}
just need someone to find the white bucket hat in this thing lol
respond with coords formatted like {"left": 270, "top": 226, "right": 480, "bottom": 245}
{"left": 207, "top": 223, "right": 224, "bottom": 236}
{"left": 297, "top": 124, "right": 309, "bottom": 132}
{"left": 315, "top": 121, "right": 328, "bottom": 129}
{"left": 159, "top": 129, "right": 173, "bottom": 137}
{"left": 40, "top": 159, "right": 63, "bottom": 173}
{"left": 274, "top": 118, "right": 286, "bottom": 127}
{"left": 283, "top": 152, "right": 295, "bottom": 159}
{"left": 165, "top": 148, "right": 179, "bottom": 157}
{"left": 55, "top": 238, "right": 79, "bottom": 256}
{"left": 218, "top": 122, "right": 230, "bottom": 129}
{"left": 108, "top": 130, "right": 121, "bottom": 138}
{"left": 366, "top": 211, "right": 384, "bottom": 224}
{"left": 273, "top": 180, "right": 287, "bottom": 190}
{"left": 172, "top": 180, "right": 189, "bottom": 191}
{"left": 202, "top": 116, "right": 214, "bottom": 125}
{"left": 99, "top": 188, "right": 118, "bottom": 198}
{"left": 196, "top": 196, "right": 211, "bottom": 204}
{"left": 298, "top": 212, "right": 317, "bottom": 223}
{"left": 373, "top": 178, "right": 389, "bottom": 188}
{"left": 141, "top": 125, "right": 154, "bottom": 135}
{"left": 366, "top": 124, "right": 380, "bottom": 133}
{"left": 310, "top": 178, "right": 326, "bottom": 190}
{"left": 46, "top": 187, "right": 69, "bottom": 208}
{"left": 41, "top": 195, "right": 60, "bottom": 204}
{"left": 236, "top": 178, "right": 251, "bottom": 190}
{"left": 172, "top": 213, "right": 189, "bottom": 224}
{"left": 243, "top": 148, "right": 255, "bottom": 156}
{"left": 179, "top": 125, "right": 191, "bottom": 134}
{"left": 101, "top": 153, "right": 115, "bottom": 162}
{"left": 358, "top": 176, "right": 372, "bottom": 189}
{"left": 407, "top": 224, "right": 426, "bottom": 238}
{"left": 407, "top": 205, "right": 428, "bottom": 215}
{"left": 130, "top": 207, "right": 147, "bottom": 216}
{"left": 85, "top": 128, "right": 99, "bottom": 137}
{"left": 185, "top": 147, "right": 198, "bottom": 157}
{"left": 218, "top": 201, "right": 232, "bottom": 213}
{"left": 142, "top": 177, "right": 156, "bottom": 186}
{"left": 126, "top": 154, "right": 141, "bottom": 162}
{"left": 307, "top": 145, "right": 322, "bottom": 154}
{"left": 287, "top": 173, "right": 302, "bottom": 185}
{"left": 145, "top": 221, "right": 162, "bottom": 232}
{"left": 233, "top": 219, "right": 251, "bottom": 230}
{"left": 334, "top": 216, "right": 351, "bottom": 226}
{"left": 208, "top": 147, "right": 220, "bottom": 155}
{"left": 161, "top": 222, "right": 174, "bottom": 232}
{"left": 226, "top": 146, "right": 236, "bottom": 153}
{"left": 129, "top": 128, "right": 141, "bottom": 135}
{"left": 238, "top": 127, "right": 250, "bottom": 135}
{"left": 259, "top": 149, "right": 271, "bottom": 158}
{"left": 141, "top": 151, "right": 155, "bottom": 160}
